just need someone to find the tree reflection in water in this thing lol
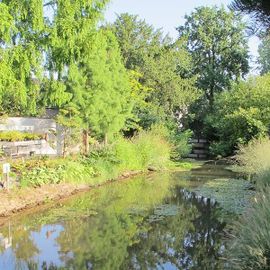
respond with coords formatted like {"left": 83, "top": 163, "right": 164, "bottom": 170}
{"left": 0, "top": 171, "right": 232, "bottom": 270}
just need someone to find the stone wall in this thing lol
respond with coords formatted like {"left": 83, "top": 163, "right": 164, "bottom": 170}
{"left": 0, "top": 117, "right": 63, "bottom": 156}
{"left": 188, "top": 138, "right": 209, "bottom": 159}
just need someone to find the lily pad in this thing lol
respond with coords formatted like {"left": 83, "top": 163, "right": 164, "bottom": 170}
{"left": 148, "top": 204, "right": 180, "bottom": 223}
{"left": 193, "top": 178, "right": 255, "bottom": 214}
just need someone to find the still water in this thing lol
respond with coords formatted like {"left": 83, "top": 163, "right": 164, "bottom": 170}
{"left": 0, "top": 165, "right": 236, "bottom": 270}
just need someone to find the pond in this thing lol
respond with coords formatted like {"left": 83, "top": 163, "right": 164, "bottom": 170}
{"left": 0, "top": 165, "right": 237, "bottom": 270}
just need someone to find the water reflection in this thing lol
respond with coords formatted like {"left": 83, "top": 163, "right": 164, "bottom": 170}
{"left": 0, "top": 167, "right": 234, "bottom": 270}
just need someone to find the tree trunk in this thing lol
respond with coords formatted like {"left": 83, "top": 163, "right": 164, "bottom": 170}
{"left": 208, "top": 84, "right": 215, "bottom": 110}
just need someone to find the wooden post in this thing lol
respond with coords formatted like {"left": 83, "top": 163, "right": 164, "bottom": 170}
{"left": 83, "top": 129, "right": 89, "bottom": 155}
{"left": 3, "top": 163, "right": 10, "bottom": 191}
{"left": 104, "top": 133, "right": 108, "bottom": 146}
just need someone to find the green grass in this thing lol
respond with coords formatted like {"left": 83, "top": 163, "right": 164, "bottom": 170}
{"left": 15, "top": 128, "right": 173, "bottom": 188}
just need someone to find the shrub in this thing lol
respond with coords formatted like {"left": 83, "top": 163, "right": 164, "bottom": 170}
{"left": 114, "top": 137, "right": 140, "bottom": 171}
{"left": 209, "top": 141, "right": 231, "bottom": 157}
{"left": 17, "top": 127, "right": 172, "bottom": 187}
{"left": 86, "top": 126, "right": 171, "bottom": 175}
{"left": 0, "top": 131, "right": 42, "bottom": 142}
{"left": 62, "top": 160, "right": 95, "bottom": 183}
{"left": 227, "top": 187, "right": 270, "bottom": 270}
{"left": 20, "top": 165, "right": 65, "bottom": 187}
{"left": 171, "top": 129, "right": 193, "bottom": 159}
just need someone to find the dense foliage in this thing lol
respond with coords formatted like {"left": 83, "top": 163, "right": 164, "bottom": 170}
{"left": 1, "top": 2, "right": 270, "bottom": 269}
{"left": 17, "top": 127, "right": 171, "bottom": 187}
{"left": 112, "top": 13, "right": 200, "bottom": 130}
{"left": 206, "top": 74, "right": 270, "bottom": 156}
{"left": 0, "top": 1, "right": 133, "bottom": 143}
{"left": 0, "top": 2, "right": 200, "bottom": 150}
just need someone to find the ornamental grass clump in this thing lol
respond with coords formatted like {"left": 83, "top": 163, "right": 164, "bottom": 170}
{"left": 236, "top": 137, "right": 270, "bottom": 185}
{"left": 134, "top": 128, "right": 171, "bottom": 170}
{"left": 227, "top": 186, "right": 270, "bottom": 270}
{"left": 114, "top": 125, "right": 171, "bottom": 171}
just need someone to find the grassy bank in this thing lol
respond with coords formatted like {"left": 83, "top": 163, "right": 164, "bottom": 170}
{"left": 8, "top": 128, "right": 172, "bottom": 188}
{"left": 0, "top": 128, "right": 196, "bottom": 218}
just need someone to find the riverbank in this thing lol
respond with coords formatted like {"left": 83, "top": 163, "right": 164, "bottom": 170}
{"left": 0, "top": 160, "right": 196, "bottom": 220}
{"left": 0, "top": 170, "right": 145, "bottom": 219}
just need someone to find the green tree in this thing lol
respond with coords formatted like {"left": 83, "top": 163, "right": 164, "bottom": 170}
{"left": 79, "top": 29, "right": 133, "bottom": 143}
{"left": 112, "top": 13, "right": 199, "bottom": 129}
{"left": 112, "top": 13, "right": 167, "bottom": 70}
{"left": 42, "top": 0, "right": 109, "bottom": 107}
{"left": 258, "top": 35, "right": 270, "bottom": 74}
{"left": 207, "top": 74, "right": 270, "bottom": 156}
{"left": 40, "top": 1, "right": 134, "bottom": 144}
{"left": 0, "top": 0, "right": 45, "bottom": 115}
{"left": 177, "top": 6, "right": 249, "bottom": 108}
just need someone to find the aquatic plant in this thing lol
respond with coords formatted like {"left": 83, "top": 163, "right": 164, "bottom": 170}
{"left": 193, "top": 178, "right": 255, "bottom": 214}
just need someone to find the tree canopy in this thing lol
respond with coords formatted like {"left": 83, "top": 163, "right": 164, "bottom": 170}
{"left": 0, "top": 1, "right": 135, "bottom": 142}
{"left": 112, "top": 13, "right": 200, "bottom": 130}
{"left": 177, "top": 6, "right": 249, "bottom": 107}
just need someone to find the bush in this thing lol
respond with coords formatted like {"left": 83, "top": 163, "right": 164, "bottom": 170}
{"left": 171, "top": 129, "right": 193, "bottom": 159}
{"left": 209, "top": 141, "right": 231, "bottom": 157}
{"left": 86, "top": 125, "right": 171, "bottom": 177}
{"left": 114, "top": 137, "right": 140, "bottom": 171}
{"left": 134, "top": 127, "right": 171, "bottom": 169}
{"left": 0, "top": 131, "right": 42, "bottom": 142}
{"left": 206, "top": 74, "right": 270, "bottom": 156}
{"left": 62, "top": 160, "right": 95, "bottom": 183}
{"left": 227, "top": 187, "right": 270, "bottom": 270}
{"left": 18, "top": 158, "right": 96, "bottom": 187}
{"left": 20, "top": 165, "right": 65, "bottom": 187}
